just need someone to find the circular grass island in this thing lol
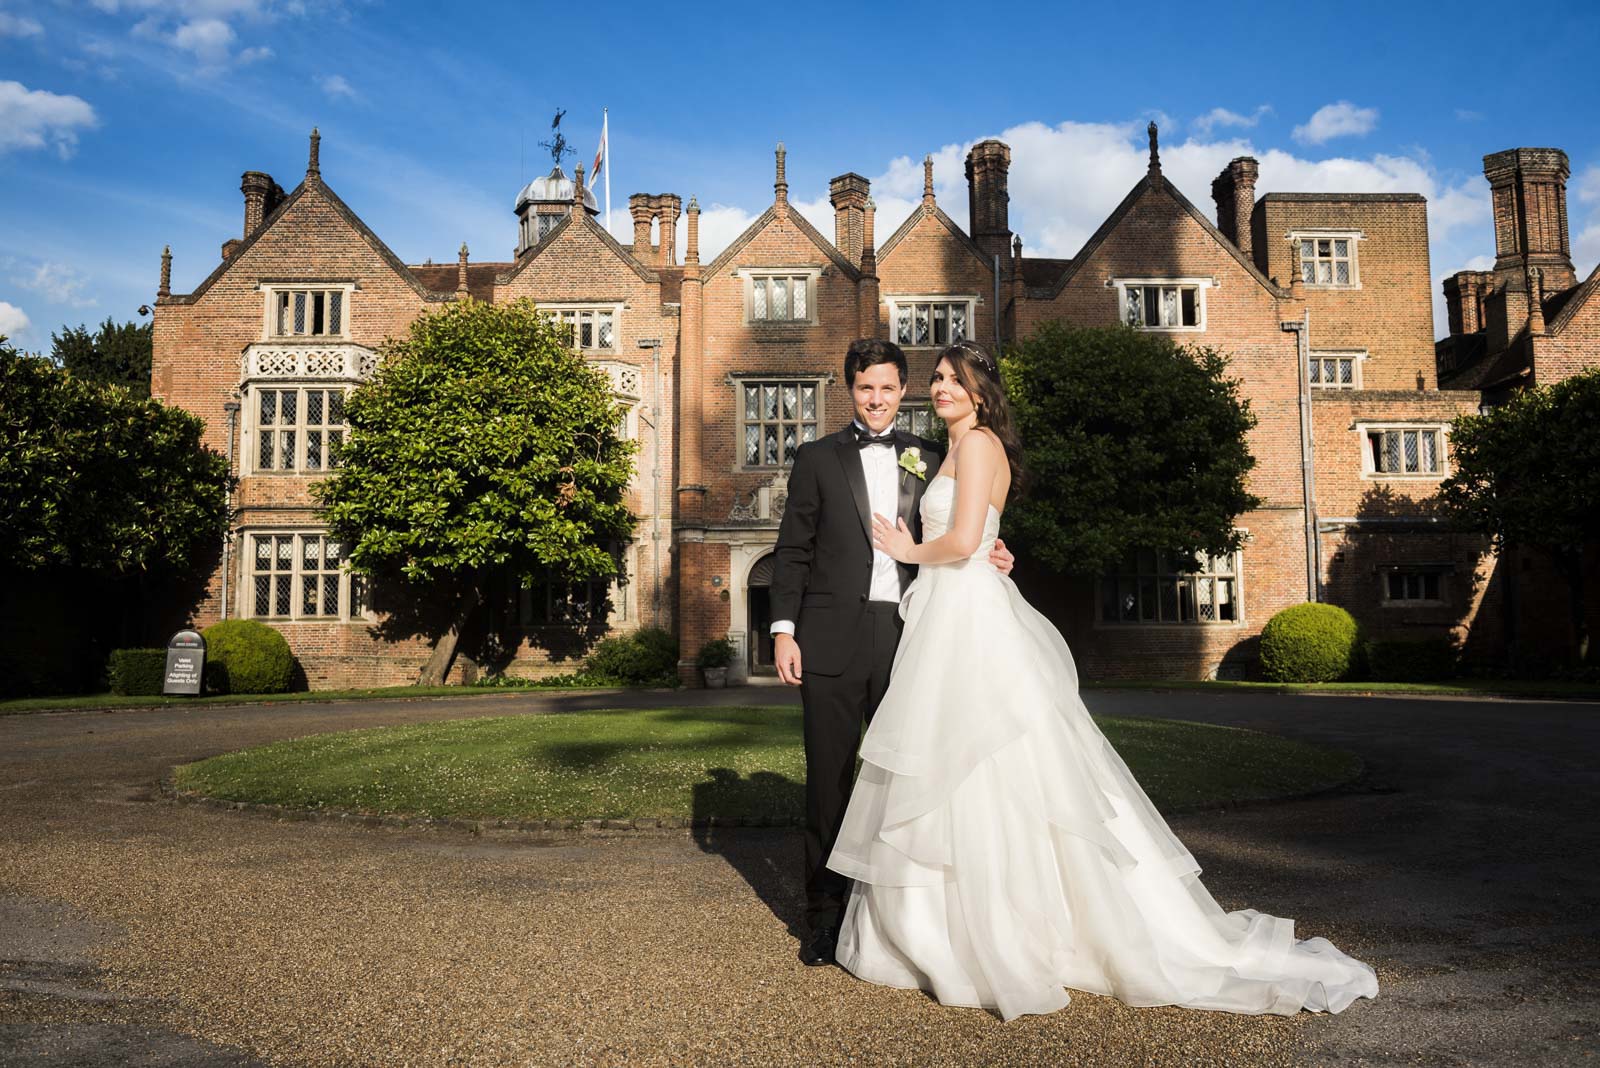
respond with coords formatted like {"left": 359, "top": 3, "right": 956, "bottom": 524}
{"left": 172, "top": 706, "right": 1362, "bottom": 825}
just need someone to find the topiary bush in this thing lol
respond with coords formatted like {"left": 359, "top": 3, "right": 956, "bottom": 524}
{"left": 107, "top": 648, "right": 167, "bottom": 696}
{"left": 201, "top": 619, "right": 294, "bottom": 695}
{"left": 1363, "top": 637, "right": 1458, "bottom": 682}
{"left": 584, "top": 627, "right": 679, "bottom": 686}
{"left": 1259, "top": 603, "right": 1361, "bottom": 683}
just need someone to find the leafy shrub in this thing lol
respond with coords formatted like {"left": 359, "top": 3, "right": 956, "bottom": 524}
{"left": 584, "top": 627, "right": 679, "bottom": 685}
{"left": 201, "top": 620, "right": 294, "bottom": 695}
{"left": 1363, "top": 637, "right": 1458, "bottom": 682}
{"left": 1259, "top": 603, "right": 1361, "bottom": 683}
{"left": 108, "top": 648, "right": 167, "bottom": 696}
{"left": 696, "top": 638, "right": 736, "bottom": 670}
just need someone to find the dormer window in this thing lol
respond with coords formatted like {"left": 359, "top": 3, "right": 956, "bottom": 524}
{"left": 264, "top": 285, "right": 351, "bottom": 339}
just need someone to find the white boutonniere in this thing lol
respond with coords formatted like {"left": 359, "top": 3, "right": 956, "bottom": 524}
{"left": 898, "top": 446, "right": 928, "bottom": 481}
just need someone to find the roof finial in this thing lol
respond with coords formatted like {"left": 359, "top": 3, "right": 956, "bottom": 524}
{"left": 457, "top": 242, "right": 469, "bottom": 298}
{"left": 308, "top": 126, "right": 321, "bottom": 179}
{"left": 774, "top": 142, "right": 788, "bottom": 208}
{"left": 685, "top": 195, "right": 701, "bottom": 265}
{"left": 1147, "top": 121, "right": 1160, "bottom": 177}
{"left": 923, "top": 154, "right": 936, "bottom": 209}
{"left": 1527, "top": 266, "right": 1546, "bottom": 335}
{"left": 158, "top": 245, "right": 172, "bottom": 298}
{"left": 573, "top": 162, "right": 586, "bottom": 207}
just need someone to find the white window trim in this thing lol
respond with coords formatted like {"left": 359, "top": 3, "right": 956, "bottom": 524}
{"left": 1110, "top": 277, "right": 1213, "bottom": 332}
{"left": 728, "top": 373, "right": 829, "bottom": 472}
{"left": 1288, "top": 230, "right": 1363, "bottom": 289}
{"left": 884, "top": 294, "right": 980, "bottom": 349}
{"left": 240, "top": 383, "right": 353, "bottom": 476}
{"left": 258, "top": 283, "right": 356, "bottom": 341}
{"left": 1093, "top": 542, "right": 1247, "bottom": 628}
{"left": 590, "top": 359, "right": 644, "bottom": 441}
{"left": 1379, "top": 565, "right": 1451, "bottom": 608}
{"left": 237, "top": 528, "right": 369, "bottom": 623}
{"left": 1310, "top": 349, "right": 1367, "bottom": 390}
{"left": 1355, "top": 422, "right": 1450, "bottom": 480}
{"left": 738, "top": 267, "right": 822, "bottom": 325}
{"left": 538, "top": 303, "right": 624, "bottom": 353}
{"left": 894, "top": 400, "right": 938, "bottom": 439}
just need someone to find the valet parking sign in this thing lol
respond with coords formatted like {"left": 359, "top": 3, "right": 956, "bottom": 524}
{"left": 163, "top": 630, "right": 206, "bottom": 696}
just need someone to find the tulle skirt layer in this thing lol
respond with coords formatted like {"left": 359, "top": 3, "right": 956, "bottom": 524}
{"left": 826, "top": 559, "right": 1378, "bottom": 1021}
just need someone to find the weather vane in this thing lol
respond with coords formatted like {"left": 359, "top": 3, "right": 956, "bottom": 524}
{"left": 538, "top": 109, "right": 573, "bottom": 168}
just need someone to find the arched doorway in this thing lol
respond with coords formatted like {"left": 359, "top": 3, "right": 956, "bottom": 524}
{"left": 747, "top": 553, "right": 776, "bottom": 675}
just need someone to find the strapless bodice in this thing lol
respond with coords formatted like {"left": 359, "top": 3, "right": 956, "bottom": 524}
{"left": 920, "top": 474, "right": 1001, "bottom": 562}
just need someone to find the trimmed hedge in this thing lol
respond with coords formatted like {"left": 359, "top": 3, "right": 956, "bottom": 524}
{"left": 201, "top": 620, "right": 294, "bottom": 695}
{"left": 1259, "top": 603, "right": 1361, "bottom": 683}
{"left": 1364, "top": 637, "right": 1458, "bottom": 682}
{"left": 108, "top": 648, "right": 167, "bottom": 696}
{"left": 585, "top": 627, "right": 679, "bottom": 686}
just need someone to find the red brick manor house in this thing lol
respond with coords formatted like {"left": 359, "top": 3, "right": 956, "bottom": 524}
{"left": 149, "top": 125, "right": 1598, "bottom": 686}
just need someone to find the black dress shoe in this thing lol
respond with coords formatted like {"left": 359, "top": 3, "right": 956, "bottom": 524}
{"left": 799, "top": 925, "right": 839, "bottom": 967}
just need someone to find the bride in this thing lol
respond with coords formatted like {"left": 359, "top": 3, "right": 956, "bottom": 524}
{"left": 828, "top": 340, "right": 1379, "bottom": 1021}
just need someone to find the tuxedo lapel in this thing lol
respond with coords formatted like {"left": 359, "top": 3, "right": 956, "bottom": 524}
{"left": 833, "top": 431, "right": 874, "bottom": 552}
{"left": 893, "top": 433, "right": 920, "bottom": 532}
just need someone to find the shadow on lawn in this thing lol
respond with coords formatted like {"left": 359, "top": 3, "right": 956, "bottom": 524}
{"left": 692, "top": 768, "right": 807, "bottom": 938}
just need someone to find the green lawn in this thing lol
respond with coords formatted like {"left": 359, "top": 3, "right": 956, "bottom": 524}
{"left": 171, "top": 706, "right": 1363, "bottom": 822}
{"left": 0, "top": 680, "right": 637, "bottom": 715}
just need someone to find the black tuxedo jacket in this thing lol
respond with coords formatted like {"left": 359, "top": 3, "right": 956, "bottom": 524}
{"left": 770, "top": 426, "right": 943, "bottom": 677}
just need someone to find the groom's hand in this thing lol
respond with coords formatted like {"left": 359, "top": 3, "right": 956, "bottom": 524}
{"left": 990, "top": 537, "right": 1016, "bottom": 576}
{"left": 774, "top": 633, "right": 803, "bottom": 686}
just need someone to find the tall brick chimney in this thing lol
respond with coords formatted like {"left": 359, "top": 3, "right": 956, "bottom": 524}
{"left": 241, "top": 171, "right": 275, "bottom": 239}
{"left": 828, "top": 173, "right": 870, "bottom": 266}
{"left": 655, "top": 194, "right": 680, "bottom": 267}
{"left": 629, "top": 193, "right": 654, "bottom": 257}
{"left": 966, "top": 140, "right": 1012, "bottom": 260}
{"left": 1484, "top": 147, "right": 1577, "bottom": 294}
{"left": 1443, "top": 270, "right": 1493, "bottom": 337}
{"left": 1210, "top": 157, "right": 1258, "bottom": 258}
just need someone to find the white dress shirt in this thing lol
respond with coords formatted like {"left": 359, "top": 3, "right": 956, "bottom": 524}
{"left": 771, "top": 421, "right": 904, "bottom": 638}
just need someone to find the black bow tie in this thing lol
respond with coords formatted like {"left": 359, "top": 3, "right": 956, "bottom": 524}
{"left": 852, "top": 425, "right": 895, "bottom": 448}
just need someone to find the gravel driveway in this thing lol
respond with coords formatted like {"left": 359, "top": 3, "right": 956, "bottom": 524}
{"left": 1, "top": 688, "right": 1596, "bottom": 1067}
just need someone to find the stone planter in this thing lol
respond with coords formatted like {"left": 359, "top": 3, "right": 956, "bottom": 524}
{"left": 703, "top": 666, "right": 729, "bottom": 689}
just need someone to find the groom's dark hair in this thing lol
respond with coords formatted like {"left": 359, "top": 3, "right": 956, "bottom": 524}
{"left": 844, "top": 338, "right": 908, "bottom": 387}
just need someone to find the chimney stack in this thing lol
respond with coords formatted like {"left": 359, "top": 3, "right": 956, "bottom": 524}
{"left": 1484, "top": 147, "right": 1576, "bottom": 294}
{"left": 1211, "top": 157, "right": 1258, "bottom": 258}
{"left": 241, "top": 171, "right": 274, "bottom": 239}
{"left": 656, "top": 194, "right": 680, "bottom": 267}
{"left": 629, "top": 193, "right": 654, "bottom": 255}
{"left": 1443, "top": 270, "right": 1493, "bottom": 337}
{"left": 828, "top": 173, "right": 870, "bottom": 266}
{"left": 965, "top": 140, "right": 1012, "bottom": 261}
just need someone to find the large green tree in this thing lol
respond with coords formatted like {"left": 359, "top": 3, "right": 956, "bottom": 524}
{"left": 51, "top": 317, "right": 153, "bottom": 398}
{"left": 0, "top": 337, "right": 230, "bottom": 573}
{"left": 1440, "top": 369, "right": 1600, "bottom": 662}
{"left": 1001, "top": 322, "right": 1260, "bottom": 577}
{"left": 314, "top": 299, "right": 636, "bottom": 685}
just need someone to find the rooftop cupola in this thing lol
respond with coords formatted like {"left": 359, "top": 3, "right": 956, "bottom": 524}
{"left": 514, "top": 164, "right": 599, "bottom": 255}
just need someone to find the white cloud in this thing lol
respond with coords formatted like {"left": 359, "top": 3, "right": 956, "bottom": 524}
{"left": 14, "top": 261, "right": 97, "bottom": 307}
{"left": 1576, "top": 223, "right": 1600, "bottom": 276}
{"left": 0, "top": 80, "right": 99, "bottom": 158}
{"left": 316, "top": 73, "right": 355, "bottom": 99}
{"left": 1192, "top": 105, "right": 1271, "bottom": 137}
{"left": 119, "top": 0, "right": 285, "bottom": 73}
{"left": 1576, "top": 164, "right": 1600, "bottom": 204}
{"left": 170, "top": 16, "right": 234, "bottom": 64}
{"left": 1292, "top": 101, "right": 1379, "bottom": 146}
{"left": 0, "top": 301, "right": 31, "bottom": 340}
{"left": 0, "top": 12, "right": 43, "bottom": 37}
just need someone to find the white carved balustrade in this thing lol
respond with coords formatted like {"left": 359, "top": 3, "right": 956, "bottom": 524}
{"left": 241, "top": 343, "right": 380, "bottom": 383}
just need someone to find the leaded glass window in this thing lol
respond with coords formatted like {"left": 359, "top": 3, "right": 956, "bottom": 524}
{"left": 749, "top": 275, "right": 811, "bottom": 322}
{"left": 249, "top": 532, "right": 355, "bottom": 621}
{"left": 254, "top": 387, "right": 349, "bottom": 473}
{"left": 545, "top": 307, "right": 618, "bottom": 352}
{"left": 1310, "top": 353, "right": 1359, "bottom": 389}
{"left": 1367, "top": 427, "right": 1443, "bottom": 475}
{"left": 271, "top": 289, "right": 345, "bottom": 337}
{"left": 1298, "top": 236, "right": 1357, "bottom": 286}
{"left": 892, "top": 300, "right": 972, "bottom": 347}
{"left": 893, "top": 404, "right": 937, "bottom": 438}
{"left": 1383, "top": 569, "right": 1446, "bottom": 604}
{"left": 1100, "top": 549, "right": 1241, "bottom": 625}
{"left": 740, "top": 379, "right": 820, "bottom": 467}
{"left": 1122, "top": 284, "right": 1201, "bottom": 329}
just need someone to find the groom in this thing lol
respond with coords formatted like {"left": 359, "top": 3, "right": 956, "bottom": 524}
{"left": 769, "top": 338, "right": 1012, "bottom": 967}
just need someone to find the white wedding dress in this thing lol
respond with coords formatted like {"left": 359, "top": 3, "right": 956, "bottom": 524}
{"left": 827, "top": 475, "right": 1378, "bottom": 1021}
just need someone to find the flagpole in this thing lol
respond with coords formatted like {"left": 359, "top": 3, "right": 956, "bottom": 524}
{"left": 603, "top": 107, "right": 611, "bottom": 236}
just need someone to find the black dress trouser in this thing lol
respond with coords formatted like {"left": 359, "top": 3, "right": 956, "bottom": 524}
{"left": 800, "top": 600, "right": 903, "bottom": 933}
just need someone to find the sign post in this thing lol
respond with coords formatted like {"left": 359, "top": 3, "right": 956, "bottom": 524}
{"left": 163, "top": 630, "right": 206, "bottom": 696}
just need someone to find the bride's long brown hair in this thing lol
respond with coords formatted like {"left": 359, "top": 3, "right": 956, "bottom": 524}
{"left": 935, "top": 341, "right": 1026, "bottom": 494}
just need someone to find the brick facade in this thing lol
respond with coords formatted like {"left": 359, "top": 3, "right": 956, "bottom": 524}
{"left": 153, "top": 126, "right": 1517, "bottom": 687}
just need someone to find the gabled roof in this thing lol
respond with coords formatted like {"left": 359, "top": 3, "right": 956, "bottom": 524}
{"left": 1547, "top": 260, "right": 1600, "bottom": 335}
{"left": 1021, "top": 256, "right": 1072, "bottom": 289}
{"left": 877, "top": 203, "right": 991, "bottom": 269}
{"left": 165, "top": 177, "right": 452, "bottom": 305}
{"left": 1047, "top": 173, "right": 1288, "bottom": 300}
{"left": 703, "top": 204, "right": 861, "bottom": 281}
{"left": 408, "top": 263, "right": 509, "bottom": 302}
{"left": 497, "top": 210, "right": 660, "bottom": 286}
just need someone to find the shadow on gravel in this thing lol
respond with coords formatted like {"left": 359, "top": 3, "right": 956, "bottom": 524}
{"left": 690, "top": 768, "right": 807, "bottom": 938}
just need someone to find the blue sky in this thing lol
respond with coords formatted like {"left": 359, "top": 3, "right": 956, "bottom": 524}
{"left": 2, "top": 0, "right": 1597, "bottom": 349}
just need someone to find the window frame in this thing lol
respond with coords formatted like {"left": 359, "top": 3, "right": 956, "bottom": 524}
{"left": 1357, "top": 422, "right": 1449, "bottom": 480}
{"left": 259, "top": 283, "right": 355, "bottom": 340}
{"left": 1380, "top": 565, "right": 1451, "bottom": 607}
{"left": 1096, "top": 546, "right": 1245, "bottom": 627}
{"left": 884, "top": 295, "right": 979, "bottom": 349}
{"left": 730, "top": 373, "right": 828, "bottom": 472}
{"left": 1309, "top": 349, "right": 1365, "bottom": 390}
{"left": 740, "top": 268, "right": 822, "bottom": 325}
{"left": 1289, "top": 230, "right": 1362, "bottom": 289}
{"left": 238, "top": 529, "right": 368, "bottom": 623}
{"left": 519, "top": 544, "right": 631, "bottom": 627}
{"left": 893, "top": 401, "right": 938, "bottom": 439}
{"left": 244, "top": 384, "right": 353, "bottom": 476}
{"left": 539, "top": 303, "right": 623, "bottom": 354}
{"left": 1111, "top": 277, "right": 1212, "bottom": 332}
